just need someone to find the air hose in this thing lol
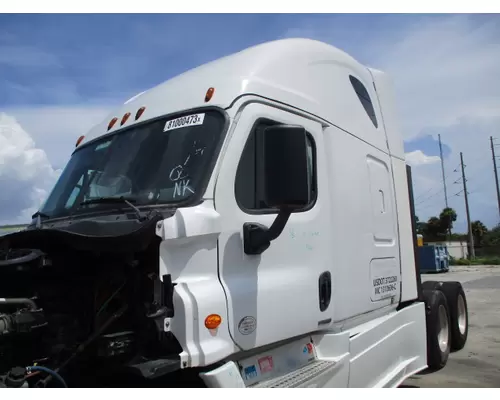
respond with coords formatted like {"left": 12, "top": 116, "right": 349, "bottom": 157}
{"left": 27, "top": 366, "right": 68, "bottom": 388}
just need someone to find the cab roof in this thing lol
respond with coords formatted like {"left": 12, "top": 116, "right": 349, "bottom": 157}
{"left": 80, "top": 38, "right": 404, "bottom": 159}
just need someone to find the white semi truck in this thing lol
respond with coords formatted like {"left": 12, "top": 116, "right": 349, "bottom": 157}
{"left": 0, "top": 38, "right": 468, "bottom": 388}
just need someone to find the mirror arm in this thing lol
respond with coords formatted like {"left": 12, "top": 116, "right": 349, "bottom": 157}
{"left": 266, "top": 206, "right": 293, "bottom": 241}
{"left": 243, "top": 207, "right": 293, "bottom": 255}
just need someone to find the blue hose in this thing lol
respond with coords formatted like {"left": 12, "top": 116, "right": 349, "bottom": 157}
{"left": 28, "top": 366, "right": 68, "bottom": 388}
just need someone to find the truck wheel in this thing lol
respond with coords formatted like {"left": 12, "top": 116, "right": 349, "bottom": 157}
{"left": 436, "top": 282, "right": 468, "bottom": 351}
{"left": 423, "top": 289, "right": 451, "bottom": 371}
{"left": 421, "top": 281, "right": 468, "bottom": 351}
{"left": 421, "top": 280, "right": 440, "bottom": 291}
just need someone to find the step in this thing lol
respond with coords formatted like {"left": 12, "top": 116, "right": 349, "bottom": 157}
{"left": 251, "top": 360, "right": 337, "bottom": 388}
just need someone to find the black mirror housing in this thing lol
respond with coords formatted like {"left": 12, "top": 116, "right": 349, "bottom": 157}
{"left": 243, "top": 124, "right": 311, "bottom": 255}
{"left": 262, "top": 125, "right": 310, "bottom": 210}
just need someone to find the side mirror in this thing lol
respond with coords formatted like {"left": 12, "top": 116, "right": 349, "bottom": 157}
{"left": 262, "top": 125, "right": 310, "bottom": 209}
{"left": 243, "top": 124, "right": 311, "bottom": 255}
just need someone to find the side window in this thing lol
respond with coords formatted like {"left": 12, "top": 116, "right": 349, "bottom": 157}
{"left": 349, "top": 75, "right": 378, "bottom": 128}
{"left": 235, "top": 119, "right": 317, "bottom": 212}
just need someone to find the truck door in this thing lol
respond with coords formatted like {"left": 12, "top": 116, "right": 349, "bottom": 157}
{"left": 214, "top": 103, "right": 333, "bottom": 351}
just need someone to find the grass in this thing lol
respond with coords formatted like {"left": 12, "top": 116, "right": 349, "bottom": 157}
{"left": 0, "top": 224, "right": 27, "bottom": 231}
{"left": 0, "top": 225, "right": 27, "bottom": 236}
{"left": 450, "top": 256, "right": 500, "bottom": 266}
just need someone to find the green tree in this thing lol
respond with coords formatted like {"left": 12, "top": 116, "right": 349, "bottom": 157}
{"left": 415, "top": 215, "right": 425, "bottom": 234}
{"left": 471, "top": 220, "right": 488, "bottom": 247}
{"left": 419, "top": 208, "right": 459, "bottom": 242}
{"left": 439, "top": 207, "right": 458, "bottom": 237}
{"left": 483, "top": 224, "right": 500, "bottom": 247}
{"left": 423, "top": 216, "right": 443, "bottom": 241}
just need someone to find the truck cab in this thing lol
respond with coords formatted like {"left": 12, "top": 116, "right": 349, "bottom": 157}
{"left": 0, "top": 38, "right": 467, "bottom": 388}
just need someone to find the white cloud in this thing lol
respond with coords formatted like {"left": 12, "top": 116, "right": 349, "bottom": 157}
{"left": 0, "top": 113, "right": 62, "bottom": 224}
{"left": 283, "top": 14, "right": 500, "bottom": 232}
{"left": 1, "top": 105, "right": 112, "bottom": 169}
{"left": 2, "top": 15, "right": 499, "bottom": 233}
{"left": 0, "top": 102, "right": 115, "bottom": 225}
{"left": 387, "top": 15, "right": 500, "bottom": 230}
{"left": 405, "top": 150, "right": 441, "bottom": 167}
{"left": 368, "top": 16, "right": 500, "bottom": 142}
{"left": 410, "top": 116, "right": 500, "bottom": 230}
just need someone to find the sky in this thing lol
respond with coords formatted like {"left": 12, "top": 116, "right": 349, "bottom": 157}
{"left": 0, "top": 13, "right": 499, "bottom": 232}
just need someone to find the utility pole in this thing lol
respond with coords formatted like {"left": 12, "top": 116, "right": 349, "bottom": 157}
{"left": 438, "top": 134, "right": 451, "bottom": 241}
{"left": 439, "top": 134, "right": 448, "bottom": 208}
{"left": 490, "top": 136, "right": 500, "bottom": 220}
{"left": 460, "top": 152, "right": 475, "bottom": 259}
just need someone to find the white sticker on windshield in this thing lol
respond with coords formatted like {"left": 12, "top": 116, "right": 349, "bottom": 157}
{"left": 95, "top": 140, "right": 112, "bottom": 151}
{"left": 164, "top": 113, "right": 205, "bottom": 132}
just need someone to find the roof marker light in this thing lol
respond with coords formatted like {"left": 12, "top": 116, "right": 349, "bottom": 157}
{"left": 75, "top": 135, "right": 85, "bottom": 148}
{"left": 205, "top": 87, "right": 215, "bottom": 103}
{"left": 121, "top": 112, "right": 131, "bottom": 126}
{"left": 108, "top": 117, "right": 118, "bottom": 131}
{"left": 135, "top": 106, "right": 146, "bottom": 121}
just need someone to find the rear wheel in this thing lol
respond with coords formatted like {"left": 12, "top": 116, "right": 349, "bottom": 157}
{"left": 421, "top": 281, "right": 468, "bottom": 351}
{"left": 422, "top": 289, "right": 451, "bottom": 371}
{"left": 438, "top": 282, "right": 468, "bottom": 351}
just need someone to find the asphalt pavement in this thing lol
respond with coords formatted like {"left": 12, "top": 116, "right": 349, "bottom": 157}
{"left": 402, "top": 265, "right": 500, "bottom": 388}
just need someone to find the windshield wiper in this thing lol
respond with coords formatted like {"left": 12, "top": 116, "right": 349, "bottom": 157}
{"left": 80, "top": 196, "right": 143, "bottom": 220}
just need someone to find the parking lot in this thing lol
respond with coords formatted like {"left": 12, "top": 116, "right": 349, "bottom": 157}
{"left": 402, "top": 265, "right": 500, "bottom": 388}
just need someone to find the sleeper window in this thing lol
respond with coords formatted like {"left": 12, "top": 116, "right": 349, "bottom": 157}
{"left": 349, "top": 75, "right": 378, "bottom": 128}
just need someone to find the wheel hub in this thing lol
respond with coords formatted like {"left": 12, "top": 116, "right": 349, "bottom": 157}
{"left": 438, "top": 304, "right": 449, "bottom": 353}
{"left": 457, "top": 294, "right": 467, "bottom": 335}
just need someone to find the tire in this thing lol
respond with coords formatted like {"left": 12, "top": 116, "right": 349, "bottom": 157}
{"left": 421, "top": 280, "right": 440, "bottom": 291}
{"left": 422, "top": 289, "right": 451, "bottom": 371}
{"left": 421, "top": 281, "right": 469, "bottom": 351}
{"left": 436, "top": 282, "right": 468, "bottom": 351}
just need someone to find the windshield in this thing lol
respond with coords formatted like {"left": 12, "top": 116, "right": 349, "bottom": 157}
{"left": 39, "top": 109, "right": 226, "bottom": 220}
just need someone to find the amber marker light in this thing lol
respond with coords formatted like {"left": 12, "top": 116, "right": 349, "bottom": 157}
{"left": 121, "top": 112, "right": 131, "bottom": 126}
{"left": 205, "top": 314, "right": 222, "bottom": 330}
{"left": 108, "top": 117, "right": 118, "bottom": 131}
{"left": 205, "top": 87, "right": 215, "bottom": 103}
{"left": 75, "top": 135, "right": 85, "bottom": 148}
{"left": 135, "top": 106, "right": 146, "bottom": 120}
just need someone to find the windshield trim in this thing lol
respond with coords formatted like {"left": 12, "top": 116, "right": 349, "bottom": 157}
{"left": 36, "top": 106, "right": 230, "bottom": 224}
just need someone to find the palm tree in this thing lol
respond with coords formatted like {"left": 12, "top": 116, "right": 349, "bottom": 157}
{"left": 471, "top": 220, "right": 488, "bottom": 248}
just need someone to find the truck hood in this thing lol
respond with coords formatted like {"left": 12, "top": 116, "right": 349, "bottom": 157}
{"left": 0, "top": 200, "right": 222, "bottom": 255}
{"left": 0, "top": 212, "right": 166, "bottom": 254}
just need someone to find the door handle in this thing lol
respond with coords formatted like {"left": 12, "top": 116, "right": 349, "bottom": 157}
{"left": 318, "top": 271, "right": 332, "bottom": 312}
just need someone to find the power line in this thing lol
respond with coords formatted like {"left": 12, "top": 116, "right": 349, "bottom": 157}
{"left": 467, "top": 173, "right": 494, "bottom": 195}
{"left": 415, "top": 188, "right": 444, "bottom": 207}
{"left": 413, "top": 146, "right": 493, "bottom": 218}
{"left": 414, "top": 163, "right": 461, "bottom": 206}
{"left": 415, "top": 168, "right": 456, "bottom": 201}
{"left": 416, "top": 199, "right": 448, "bottom": 212}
